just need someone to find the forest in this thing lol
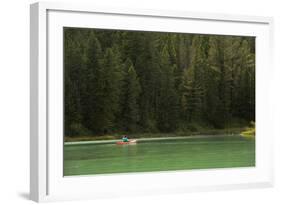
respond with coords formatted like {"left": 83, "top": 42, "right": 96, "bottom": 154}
{"left": 64, "top": 27, "right": 255, "bottom": 138}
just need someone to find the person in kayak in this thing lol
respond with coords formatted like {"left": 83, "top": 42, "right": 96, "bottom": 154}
{"left": 122, "top": 135, "right": 129, "bottom": 142}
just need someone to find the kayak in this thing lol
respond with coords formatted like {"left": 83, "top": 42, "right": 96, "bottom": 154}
{"left": 116, "top": 139, "right": 137, "bottom": 145}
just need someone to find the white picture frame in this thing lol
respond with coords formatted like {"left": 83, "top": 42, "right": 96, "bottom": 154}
{"left": 30, "top": 1, "right": 274, "bottom": 202}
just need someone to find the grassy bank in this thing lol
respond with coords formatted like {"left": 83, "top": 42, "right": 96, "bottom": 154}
{"left": 64, "top": 127, "right": 247, "bottom": 142}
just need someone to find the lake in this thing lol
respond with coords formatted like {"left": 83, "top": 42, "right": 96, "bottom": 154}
{"left": 64, "top": 135, "right": 255, "bottom": 176}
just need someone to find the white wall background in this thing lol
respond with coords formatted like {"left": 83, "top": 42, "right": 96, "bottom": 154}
{"left": 0, "top": 0, "right": 280, "bottom": 204}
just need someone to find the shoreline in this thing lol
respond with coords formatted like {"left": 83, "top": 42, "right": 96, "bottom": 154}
{"left": 64, "top": 134, "right": 247, "bottom": 146}
{"left": 64, "top": 127, "right": 246, "bottom": 143}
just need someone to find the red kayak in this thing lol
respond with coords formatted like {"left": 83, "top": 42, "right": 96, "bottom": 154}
{"left": 116, "top": 139, "right": 137, "bottom": 145}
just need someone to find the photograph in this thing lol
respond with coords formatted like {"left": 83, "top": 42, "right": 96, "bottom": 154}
{"left": 63, "top": 27, "right": 255, "bottom": 176}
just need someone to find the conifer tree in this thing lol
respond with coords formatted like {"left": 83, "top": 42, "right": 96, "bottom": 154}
{"left": 91, "top": 48, "right": 123, "bottom": 134}
{"left": 157, "top": 46, "right": 179, "bottom": 131}
{"left": 181, "top": 36, "right": 207, "bottom": 122}
{"left": 64, "top": 29, "right": 85, "bottom": 136}
{"left": 82, "top": 33, "right": 103, "bottom": 133}
{"left": 121, "top": 59, "right": 141, "bottom": 132}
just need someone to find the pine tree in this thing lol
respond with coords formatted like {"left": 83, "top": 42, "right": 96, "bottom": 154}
{"left": 90, "top": 48, "right": 123, "bottom": 134}
{"left": 157, "top": 46, "right": 179, "bottom": 132}
{"left": 233, "top": 40, "right": 255, "bottom": 121}
{"left": 207, "top": 36, "right": 231, "bottom": 127}
{"left": 64, "top": 29, "right": 85, "bottom": 136}
{"left": 134, "top": 33, "right": 161, "bottom": 131}
{"left": 121, "top": 59, "right": 141, "bottom": 132}
{"left": 181, "top": 35, "right": 207, "bottom": 123}
{"left": 81, "top": 33, "right": 103, "bottom": 133}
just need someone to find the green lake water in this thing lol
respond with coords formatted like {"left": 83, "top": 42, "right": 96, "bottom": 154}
{"left": 63, "top": 135, "right": 255, "bottom": 176}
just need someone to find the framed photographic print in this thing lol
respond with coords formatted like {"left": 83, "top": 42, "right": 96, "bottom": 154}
{"left": 30, "top": 2, "right": 274, "bottom": 202}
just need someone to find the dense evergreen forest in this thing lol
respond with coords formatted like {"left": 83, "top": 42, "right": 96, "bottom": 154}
{"left": 64, "top": 28, "right": 255, "bottom": 137}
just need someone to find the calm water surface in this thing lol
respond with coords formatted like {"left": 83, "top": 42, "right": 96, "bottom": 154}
{"left": 64, "top": 135, "right": 255, "bottom": 176}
